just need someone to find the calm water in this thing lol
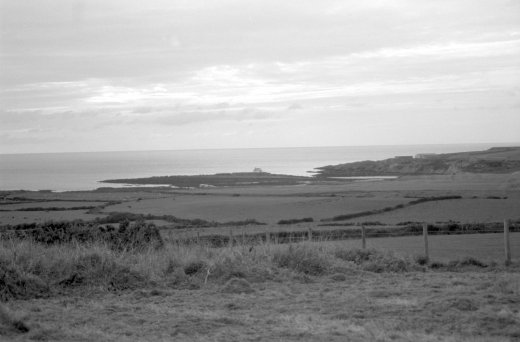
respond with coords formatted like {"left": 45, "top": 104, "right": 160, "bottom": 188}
{"left": 0, "top": 143, "right": 510, "bottom": 191}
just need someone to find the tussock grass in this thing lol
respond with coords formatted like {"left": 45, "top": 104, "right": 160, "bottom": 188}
{"left": 273, "top": 244, "right": 331, "bottom": 275}
{"left": 334, "top": 248, "right": 424, "bottom": 273}
{"left": 0, "top": 236, "right": 507, "bottom": 301}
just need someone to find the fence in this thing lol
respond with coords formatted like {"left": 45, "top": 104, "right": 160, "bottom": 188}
{"left": 173, "top": 219, "right": 518, "bottom": 265}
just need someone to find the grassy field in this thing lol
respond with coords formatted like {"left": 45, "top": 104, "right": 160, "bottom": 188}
{"left": 100, "top": 193, "right": 410, "bottom": 224}
{"left": 324, "top": 233, "right": 520, "bottom": 262}
{"left": 1, "top": 173, "right": 520, "bottom": 341}
{"left": 2, "top": 173, "right": 519, "bottom": 226}
{"left": 346, "top": 196, "right": 520, "bottom": 224}
{"left": 1, "top": 233, "right": 519, "bottom": 341}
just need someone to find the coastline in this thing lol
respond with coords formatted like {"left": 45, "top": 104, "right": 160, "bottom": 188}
{"left": 2, "top": 143, "right": 518, "bottom": 192}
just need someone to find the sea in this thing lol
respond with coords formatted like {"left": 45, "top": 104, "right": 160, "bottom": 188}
{"left": 0, "top": 143, "right": 514, "bottom": 192}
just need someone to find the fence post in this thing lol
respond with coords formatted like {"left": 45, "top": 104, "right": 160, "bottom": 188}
{"left": 229, "top": 229, "right": 233, "bottom": 248}
{"left": 361, "top": 225, "right": 366, "bottom": 249}
{"left": 308, "top": 227, "right": 312, "bottom": 241}
{"left": 504, "top": 219, "right": 511, "bottom": 266}
{"left": 197, "top": 231, "right": 200, "bottom": 245}
{"left": 423, "top": 223, "right": 429, "bottom": 264}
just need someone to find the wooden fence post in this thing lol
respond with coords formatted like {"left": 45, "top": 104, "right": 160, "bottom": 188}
{"left": 361, "top": 225, "right": 366, "bottom": 249}
{"left": 229, "top": 230, "right": 233, "bottom": 247}
{"left": 308, "top": 227, "right": 312, "bottom": 241}
{"left": 197, "top": 231, "right": 200, "bottom": 245}
{"left": 504, "top": 219, "right": 511, "bottom": 266}
{"left": 423, "top": 223, "right": 429, "bottom": 264}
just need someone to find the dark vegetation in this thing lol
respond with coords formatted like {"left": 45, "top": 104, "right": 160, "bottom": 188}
{"left": 323, "top": 195, "right": 463, "bottom": 222}
{"left": 101, "top": 172, "right": 311, "bottom": 188}
{"left": 0, "top": 220, "right": 164, "bottom": 251}
{"left": 0, "top": 206, "right": 98, "bottom": 212}
{"left": 0, "top": 227, "right": 515, "bottom": 304}
{"left": 0, "top": 251, "right": 149, "bottom": 302}
{"left": 278, "top": 217, "right": 314, "bottom": 225}
{"left": 273, "top": 245, "right": 330, "bottom": 275}
{"left": 95, "top": 212, "right": 265, "bottom": 228}
{"left": 334, "top": 248, "right": 424, "bottom": 273}
{"left": 177, "top": 221, "right": 520, "bottom": 247}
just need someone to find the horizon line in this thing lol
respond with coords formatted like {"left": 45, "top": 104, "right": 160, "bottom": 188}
{"left": 1, "top": 142, "right": 519, "bottom": 156}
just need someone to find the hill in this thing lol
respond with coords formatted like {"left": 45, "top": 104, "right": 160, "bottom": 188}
{"left": 315, "top": 146, "right": 520, "bottom": 177}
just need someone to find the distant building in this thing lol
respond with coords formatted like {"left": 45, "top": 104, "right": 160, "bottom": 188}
{"left": 253, "top": 167, "right": 263, "bottom": 173}
{"left": 415, "top": 153, "right": 437, "bottom": 159}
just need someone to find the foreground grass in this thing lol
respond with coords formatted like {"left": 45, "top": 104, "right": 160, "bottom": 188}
{"left": 1, "top": 238, "right": 519, "bottom": 341}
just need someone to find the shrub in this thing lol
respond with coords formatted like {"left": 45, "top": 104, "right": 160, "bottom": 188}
{"left": 4, "top": 221, "right": 163, "bottom": 251}
{"left": 429, "top": 261, "right": 447, "bottom": 269}
{"left": 414, "top": 255, "right": 429, "bottom": 265}
{"left": 55, "top": 252, "right": 148, "bottom": 291}
{"left": 273, "top": 245, "right": 330, "bottom": 275}
{"left": 448, "top": 257, "right": 487, "bottom": 268}
{"left": 183, "top": 260, "right": 207, "bottom": 276}
{"left": 209, "top": 256, "right": 248, "bottom": 280}
{"left": 334, "top": 249, "right": 377, "bottom": 264}
{"left": 0, "top": 260, "right": 50, "bottom": 301}
{"left": 278, "top": 218, "right": 314, "bottom": 225}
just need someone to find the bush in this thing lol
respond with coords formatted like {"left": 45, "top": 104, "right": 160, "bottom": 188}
{"left": 334, "top": 249, "right": 377, "bottom": 264}
{"left": 0, "top": 259, "right": 50, "bottom": 301}
{"left": 273, "top": 245, "right": 330, "bottom": 275}
{"left": 55, "top": 252, "right": 148, "bottom": 291}
{"left": 278, "top": 218, "right": 314, "bottom": 225}
{"left": 209, "top": 256, "right": 248, "bottom": 280}
{"left": 4, "top": 221, "right": 164, "bottom": 251}
{"left": 183, "top": 260, "right": 207, "bottom": 276}
{"left": 414, "top": 255, "right": 429, "bottom": 265}
{"left": 448, "top": 257, "right": 487, "bottom": 268}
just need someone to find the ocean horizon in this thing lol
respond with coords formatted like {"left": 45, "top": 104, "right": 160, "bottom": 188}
{"left": 0, "top": 143, "right": 517, "bottom": 191}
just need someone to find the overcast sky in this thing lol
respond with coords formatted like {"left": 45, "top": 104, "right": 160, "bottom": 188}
{"left": 1, "top": 0, "right": 519, "bottom": 153}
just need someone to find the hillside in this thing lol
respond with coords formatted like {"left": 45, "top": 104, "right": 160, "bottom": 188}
{"left": 315, "top": 146, "right": 520, "bottom": 177}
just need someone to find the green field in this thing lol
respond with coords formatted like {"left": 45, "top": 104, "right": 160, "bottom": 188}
{"left": 325, "top": 232, "right": 520, "bottom": 262}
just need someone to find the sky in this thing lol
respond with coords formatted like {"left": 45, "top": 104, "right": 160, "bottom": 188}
{"left": 1, "top": 0, "right": 519, "bottom": 153}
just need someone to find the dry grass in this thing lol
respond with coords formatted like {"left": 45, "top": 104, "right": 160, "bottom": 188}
{"left": 1, "top": 237, "right": 519, "bottom": 341}
{"left": 4, "top": 270, "right": 520, "bottom": 341}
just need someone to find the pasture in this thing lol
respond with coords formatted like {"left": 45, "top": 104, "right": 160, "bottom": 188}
{"left": 1, "top": 235, "right": 519, "bottom": 342}
{"left": 1, "top": 173, "right": 520, "bottom": 341}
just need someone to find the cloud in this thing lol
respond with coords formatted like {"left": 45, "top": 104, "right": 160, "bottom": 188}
{"left": 349, "top": 40, "right": 520, "bottom": 60}
{"left": 1, "top": 0, "right": 520, "bottom": 152}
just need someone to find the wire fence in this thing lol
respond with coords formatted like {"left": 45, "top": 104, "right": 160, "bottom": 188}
{"left": 172, "top": 220, "right": 518, "bottom": 264}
